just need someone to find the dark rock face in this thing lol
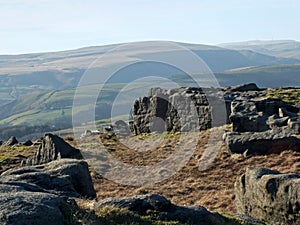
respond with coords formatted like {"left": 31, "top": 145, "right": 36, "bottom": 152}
{"left": 22, "top": 140, "right": 33, "bottom": 146}
{"left": 132, "top": 87, "right": 227, "bottom": 135}
{"left": 235, "top": 168, "right": 300, "bottom": 225}
{"left": 3, "top": 136, "right": 18, "bottom": 146}
{"left": 23, "top": 133, "right": 83, "bottom": 166}
{"left": 95, "top": 194, "right": 265, "bottom": 225}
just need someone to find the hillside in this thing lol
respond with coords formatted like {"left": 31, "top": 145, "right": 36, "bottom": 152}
{"left": 1, "top": 41, "right": 300, "bottom": 140}
{"left": 0, "top": 41, "right": 299, "bottom": 99}
{"left": 220, "top": 40, "right": 300, "bottom": 60}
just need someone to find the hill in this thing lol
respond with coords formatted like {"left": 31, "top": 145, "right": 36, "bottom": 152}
{"left": 219, "top": 40, "right": 300, "bottom": 60}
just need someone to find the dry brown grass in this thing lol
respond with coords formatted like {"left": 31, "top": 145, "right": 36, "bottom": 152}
{"left": 0, "top": 144, "right": 37, "bottom": 173}
{"left": 89, "top": 129, "right": 300, "bottom": 214}
{"left": 2, "top": 130, "right": 300, "bottom": 216}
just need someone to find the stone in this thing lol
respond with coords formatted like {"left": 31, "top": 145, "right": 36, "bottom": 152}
{"left": 229, "top": 83, "right": 260, "bottom": 92}
{"left": 1, "top": 159, "right": 96, "bottom": 199}
{"left": 235, "top": 167, "right": 300, "bottom": 225}
{"left": 0, "top": 159, "right": 93, "bottom": 225}
{"left": 267, "top": 115, "right": 289, "bottom": 129}
{"left": 3, "top": 136, "right": 18, "bottom": 146}
{"left": 224, "top": 129, "right": 300, "bottom": 154}
{"left": 23, "top": 133, "right": 83, "bottom": 166}
{"left": 0, "top": 191, "right": 76, "bottom": 225}
{"left": 229, "top": 97, "right": 299, "bottom": 133}
{"left": 95, "top": 194, "right": 264, "bottom": 225}
{"left": 132, "top": 87, "right": 221, "bottom": 134}
{"left": 22, "top": 140, "right": 33, "bottom": 146}
{"left": 114, "top": 120, "right": 131, "bottom": 136}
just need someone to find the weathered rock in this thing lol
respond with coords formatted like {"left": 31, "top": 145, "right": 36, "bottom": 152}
{"left": 228, "top": 83, "right": 260, "bottom": 92}
{"left": 132, "top": 87, "right": 226, "bottom": 135}
{"left": 235, "top": 168, "right": 300, "bottom": 225}
{"left": 230, "top": 97, "right": 299, "bottom": 133}
{"left": 267, "top": 115, "right": 289, "bottom": 129}
{"left": 114, "top": 120, "right": 131, "bottom": 136}
{"left": 1, "top": 159, "right": 96, "bottom": 198}
{"left": 224, "top": 129, "right": 300, "bottom": 154}
{"left": 3, "top": 136, "right": 18, "bottom": 146}
{"left": 23, "top": 133, "right": 83, "bottom": 166}
{"left": 22, "top": 140, "right": 33, "bottom": 146}
{"left": 95, "top": 194, "right": 265, "bottom": 225}
{"left": 0, "top": 191, "right": 77, "bottom": 225}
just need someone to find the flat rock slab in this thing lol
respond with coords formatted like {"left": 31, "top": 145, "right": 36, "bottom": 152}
{"left": 224, "top": 129, "right": 300, "bottom": 154}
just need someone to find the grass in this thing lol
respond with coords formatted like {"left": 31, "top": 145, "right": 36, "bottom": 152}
{"left": 0, "top": 129, "right": 276, "bottom": 225}
{"left": 267, "top": 87, "right": 300, "bottom": 105}
{"left": 0, "top": 144, "right": 37, "bottom": 173}
{"left": 73, "top": 200, "right": 256, "bottom": 225}
{"left": 86, "top": 128, "right": 300, "bottom": 214}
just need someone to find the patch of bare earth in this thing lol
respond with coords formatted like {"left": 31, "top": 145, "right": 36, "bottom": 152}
{"left": 81, "top": 129, "right": 300, "bottom": 214}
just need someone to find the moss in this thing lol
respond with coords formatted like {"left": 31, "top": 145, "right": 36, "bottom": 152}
{"left": 267, "top": 88, "right": 300, "bottom": 105}
{"left": 70, "top": 205, "right": 184, "bottom": 225}
{"left": 219, "top": 212, "right": 264, "bottom": 225}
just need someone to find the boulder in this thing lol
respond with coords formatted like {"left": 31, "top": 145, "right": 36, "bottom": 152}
{"left": 235, "top": 168, "right": 300, "bottom": 225}
{"left": 22, "top": 140, "right": 33, "bottom": 146}
{"left": 23, "top": 133, "right": 83, "bottom": 166}
{"left": 229, "top": 83, "right": 260, "bottom": 92}
{"left": 0, "top": 190, "right": 77, "bottom": 225}
{"left": 3, "top": 136, "right": 18, "bottom": 146}
{"left": 95, "top": 194, "right": 265, "bottom": 225}
{"left": 1, "top": 159, "right": 96, "bottom": 199}
{"left": 224, "top": 129, "right": 300, "bottom": 154}
{"left": 0, "top": 159, "right": 95, "bottom": 225}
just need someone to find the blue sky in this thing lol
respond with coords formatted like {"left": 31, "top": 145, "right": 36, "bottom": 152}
{"left": 0, "top": 0, "right": 300, "bottom": 54}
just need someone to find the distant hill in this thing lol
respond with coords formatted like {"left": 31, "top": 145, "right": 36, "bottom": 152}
{"left": 0, "top": 42, "right": 299, "bottom": 88}
{"left": 219, "top": 40, "right": 300, "bottom": 60}
{"left": 1, "top": 41, "right": 300, "bottom": 139}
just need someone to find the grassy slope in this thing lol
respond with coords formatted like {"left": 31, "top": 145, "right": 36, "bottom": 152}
{"left": 0, "top": 135, "right": 263, "bottom": 225}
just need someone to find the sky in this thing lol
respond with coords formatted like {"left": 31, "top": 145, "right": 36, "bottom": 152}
{"left": 0, "top": 0, "right": 300, "bottom": 54}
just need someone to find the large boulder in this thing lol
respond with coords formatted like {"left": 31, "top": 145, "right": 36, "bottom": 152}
{"left": 223, "top": 129, "right": 300, "bottom": 154}
{"left": 23, "top": 133, "right": 83, "bottom": 166}
{"left": 95, "top": 194, "right": 265, "bottom": 225}
{"left": 235, "top": 168, "right": 300, "bottom": 225}
{"left": 0, "top": 190, "right": 77, "bottom": 225}
{"left": 1, "top": 159, "right": 96, "bottom": 199}
{"left": 0, "top": 159, "right": 95, "bottom": 225}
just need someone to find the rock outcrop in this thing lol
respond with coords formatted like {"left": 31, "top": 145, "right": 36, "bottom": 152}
{"left": 3, "top": 136, "right": 18, "bottom": 146}
{"left": 235, "top": 168, "right": 300, "bottom": 225}
{"left": 23, "top": 133, "right": 83, "bottom": 166}
{"left": 223, "top": 85, "right": 300, "bottom": 154}
{"left": 95, "top": 194, "right": 265, "bottom": 225}
{"left": 0, "top": 159, "right": 96, "bottom": 225}
{"left": 132, "top": 87, "right": 227, "bottom": 134}
{"left": 230, "top": 97, "right": 299, "bottom": 133}
{"left": 224, "top": 129, "right": 300, "bottom": 155}
{"left": 1, "top": 159, "right": 96, "bottom": 198}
